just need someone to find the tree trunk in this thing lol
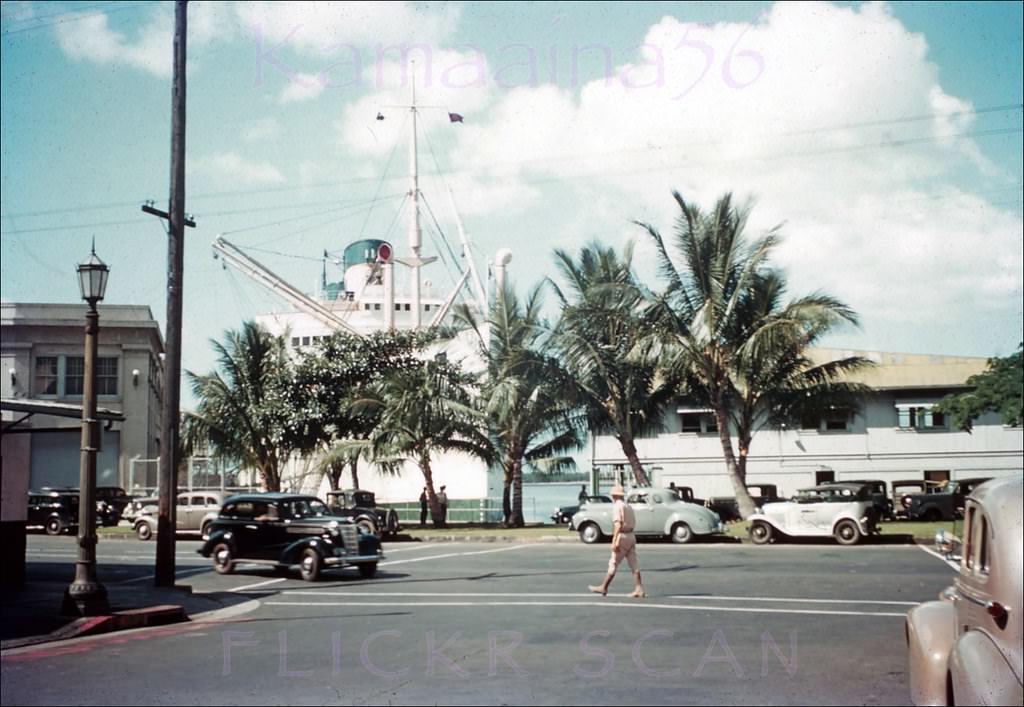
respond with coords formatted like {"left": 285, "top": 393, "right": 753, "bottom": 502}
{"left": 420, "top": 454, "right": 444, "bottom": 527}
{"left": 619, "top": 436, "right": 650, "bottom": 487}
{"left": 350, "top": 458, "right": 360, "bottom": 489}
{"left": 511, "top": 457, "right": 524, "bottom": 527}
{"left": 502, "top": 481, "right": 512, "bottom": 526}
{"left": 711, "top": 402, "right": 756, "bottom": 519}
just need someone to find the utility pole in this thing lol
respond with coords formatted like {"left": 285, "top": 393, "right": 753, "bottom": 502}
{"left": 155, "top": 0, "right": 187, "bottom": 587}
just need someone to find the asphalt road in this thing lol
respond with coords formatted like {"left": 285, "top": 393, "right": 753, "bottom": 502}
{"left": 2, "top": 535, "right": 955, "bottom": 706}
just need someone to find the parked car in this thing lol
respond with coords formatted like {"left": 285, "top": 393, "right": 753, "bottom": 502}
{"left": 892, "top": 479, "right": 945, "bottom": 518}
{"left": 26, "top": 490, "right": 79, "bottom": 536}
{"left": 905, "top": 477, "right": 993, "bottom": 522}
{"left": 38, "top": 486, "right": 120, "bottom": 527}
{"left": 134, "top": 491, "right": 227, "bottom": 540}
{"left": 95, "top": 486, "right": 131, "bottom": 518}
{"left": 325, "top": 489, "right": 401, "bottom": 537}
{"left": 121, "top": 496, "right": 159, "bottom": 523}
{"left": 666, "top": 485, "right": 706, "bottom": 506}
{"left": 906, "top": 474, "right": 1022, "bottom": 706}
{"left": 823, "top": 479, "right": 894, "bottom": 520}
{"left": 748, "top": 482, "right": 880, "bottom": 546}
{"left": 198, "top": 493, "right": 384, "bottom": 581}
{"left": 551, "top": 495, "right": 612, "bottom": 526}
{"left": 705, "top": 484, "right": 785, "bottom": 522}
{"left": 571, "top": 487, "right": 725, "bottom": 544}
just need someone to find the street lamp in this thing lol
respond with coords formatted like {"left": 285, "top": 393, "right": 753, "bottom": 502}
{"left": 63, "top": 242, "right": 111, "bottom": 616}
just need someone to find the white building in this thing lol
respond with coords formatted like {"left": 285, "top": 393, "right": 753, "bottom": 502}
{"left": 592, "top": 348, "right": 1023, "bottom": 497}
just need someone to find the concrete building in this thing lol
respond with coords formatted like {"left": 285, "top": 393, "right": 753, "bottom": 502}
{"left": 592, "top": 348, "right": 1024, "bottom": 497}
{"left": 1, "top": 302, "right": 165, "bottom": 492}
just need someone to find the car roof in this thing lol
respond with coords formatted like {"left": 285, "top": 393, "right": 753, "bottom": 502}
{"left": 224, "top": 493, "right": 322, "bottom": 502}
{"left": 798, "top": 483, "right": 866, "bottom": 493}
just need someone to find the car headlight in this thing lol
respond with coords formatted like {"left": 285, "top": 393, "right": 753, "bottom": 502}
{"left": 326, "top": 520, "right": 340, "bottom": 537}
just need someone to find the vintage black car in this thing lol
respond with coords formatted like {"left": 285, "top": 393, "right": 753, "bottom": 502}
{"left": 198, "top": 493, "right": 384, "bottom": 581}
{"left": 551, "top": 495, "right": 612, "bottom": 526}
{"left": 705, "top": 484, "right": 785, "bottom": 522}
{"left": 325, "top": 489, "right": 401, "bottom": 537}
{"left": 27, "top": 490, "right": 79, "bottom": 535}
{"left": 95, "top": 486, "right": 131, "bottom": 518}
{"left": 29, "top": 487, "right": 121, "bottom": 532}
{"left": 904, "top": 477, "right": 993, "bottom": 521}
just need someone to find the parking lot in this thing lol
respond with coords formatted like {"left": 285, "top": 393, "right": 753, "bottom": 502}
{"left": 2, "top": 535, "right": 955, "bottom": 706}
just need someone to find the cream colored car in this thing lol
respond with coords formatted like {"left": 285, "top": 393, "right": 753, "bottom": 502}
{"left": 906, "top": 474, "right": 1023, "bottom": 706}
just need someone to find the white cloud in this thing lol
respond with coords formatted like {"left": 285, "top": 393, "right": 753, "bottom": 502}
{"left": 279, "top": 72, "right": 326, "bottom": 103}
{"left": 55, "top": 9, "right": 173, "bottom": 77}
{"left": 235, "top": 1, "right": 460, "bottom": 57}
{"left": 415, "top": 1, "right": 1020, "bottom": 355}
{"left": 191, "top": 151, "right": 286, "bottom": 187}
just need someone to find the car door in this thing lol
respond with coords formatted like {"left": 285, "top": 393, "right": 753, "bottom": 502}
{"left": 628, "top": 493, "right": 657, "bottom": 534}
{"left": 175, "top": 494, "right": 190, "bottom": 527}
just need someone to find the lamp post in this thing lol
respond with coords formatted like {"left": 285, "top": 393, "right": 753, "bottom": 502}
{"left": 63, "top": 243, "right": 111, "bottom": 616}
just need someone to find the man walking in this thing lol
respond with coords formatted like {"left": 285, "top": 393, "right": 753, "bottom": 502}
{"left": 588, "top": 486, "right": 645, "bottom": 598}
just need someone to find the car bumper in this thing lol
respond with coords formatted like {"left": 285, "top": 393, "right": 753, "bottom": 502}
{"left": 324, "top": 552, "right": 385, "bottom": 566}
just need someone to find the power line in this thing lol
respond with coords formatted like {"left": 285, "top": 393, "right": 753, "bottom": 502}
{"left": 0, "top": 2, "right": 148, "bottom": 37}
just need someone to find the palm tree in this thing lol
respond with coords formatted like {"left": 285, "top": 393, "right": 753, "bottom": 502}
{"left": 638, "top": 192, "right": 871, "bottom": 518}
{"left": 548, "top": 241, "right": 676, "bottom": 488}
{"left": 182, "top": 321, "right": 295, "bottom": 492}
{"left": 454, "top": 283, "right": 584, "bottom": 527}
{"left": 348, "top": 354, "right": 493, "bottom": 527}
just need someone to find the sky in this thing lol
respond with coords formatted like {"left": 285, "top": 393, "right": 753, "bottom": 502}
{"left": 1, "top": 1, "right": 1022, "bottom": 410}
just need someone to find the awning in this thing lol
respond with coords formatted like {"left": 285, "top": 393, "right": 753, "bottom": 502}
{"left": 1, "top": 398, "right": 125, "bottom": 433}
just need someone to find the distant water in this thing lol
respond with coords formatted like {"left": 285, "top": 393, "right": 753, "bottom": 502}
{"left": 520, "top": 482, "right": 592, "bottom": 524}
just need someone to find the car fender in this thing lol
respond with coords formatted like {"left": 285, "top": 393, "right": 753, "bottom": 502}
{"left": 134, "top": 516, "right": 156, "bottom": 532}
{"left": 661, "top": 507, "right": 714, "bottom": 536}
{"left": 280, "top": 536, "right": 333, "bottom": 565}
{"left": 747, "top": 512, "right": 784, "bottom": 534}
{"left": 831, "top": 511, "right": 867, "bottom": 534}
{"left": 572, "top": 510, "right": 612, "bottom": 536}
{"left": 906, "top": 600, "right": 956, "bottom": 706}
{"left": 948, "top": 630, "right": 1024, "bottom": 707}
{"left": 199, "top": 529, "right": 235, "bottom": 557}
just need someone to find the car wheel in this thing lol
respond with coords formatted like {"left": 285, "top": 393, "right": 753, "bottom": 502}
{"left": 200, "top": 521, "right": 212, "bottom": 538}
{"left": 670, "top": 522, "right": 693, "bottom": 544}
{"left": 45, "top": 517, "right": 64, "bottom": 536}
{"left": 579, "top": 522, "right": 604, "bottom": 544}
{"left": 299, "top": 548, "right": 322, "bottom": 581}
{"left": 834, "top": 519, "right": 862, "bottom": 546}
{"left": 923, "top": 508, "right": 943, "bottom": 522}
{"left": 212, "top": 542, "right": 235, "bottom": 574}
{"left": 750, "top": 520, "right": 774, "bottom": 545}
{"left": 357, "top": 562, "right": 377, "bottom": 579}
{"left": 136, "top": 523, "right": 153, "bottom": 541}
{"left": 356, "top": 518, "right": 377, "bottom": 536}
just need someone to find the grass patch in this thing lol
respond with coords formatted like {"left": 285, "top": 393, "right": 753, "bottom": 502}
{"left": 97, "top": 526, "right": 136, "bottom": 539}
{"left": 399, "top": 524, "right": 573, "bottom": 540}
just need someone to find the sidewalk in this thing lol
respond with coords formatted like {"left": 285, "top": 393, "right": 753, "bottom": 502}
{"left": 0, "top": 570, "right": 250, "bottom": 652}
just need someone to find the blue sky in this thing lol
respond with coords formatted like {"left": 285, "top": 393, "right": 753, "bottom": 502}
{"left": 2, "top": 1, "right": 1022, "bottom": 408}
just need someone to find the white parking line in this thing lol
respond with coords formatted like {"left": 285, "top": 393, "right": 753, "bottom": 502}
{"left": 380, "top": 544, "right": 440, "bottom": 554}
{"left": 915, "top": 543, "right": 960, "bottom": 571}
{"left": 669, "top": 594, "right": 919, "bottom": 606}
{"left": 263, "top": 599, "right": 906, "bottom": 618}
{"left": 230, "top": 577, "right": 288, "bottom": 593}
{"left": 378, "top": 544, "right": 529, "bottom": 567}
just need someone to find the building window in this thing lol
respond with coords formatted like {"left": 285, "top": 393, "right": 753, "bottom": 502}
{"left": 35, "top": 356, "right": 58, "bottom": 395}
{"left": 302, "top": 336, "right": 310, "bottom": 346}
{"left": 677, "top": 408, "right": 717, "bottom": 434}
{"left": 824, "top": 409, "right": 850, "bottom": 431}
{"left": 896, "top": 404, "right": 947, "bottom": 430}
{"left": 291, "top": 337, "right": 300, "bottom": 347}
{"left": 97, "top": 357, "right": 118, "bottom": 396}
{"left": 65, "top": 356, "right": 85, "bottom": 395}
{"left": 424, "top": 304, "right": 431, "bottom": 312}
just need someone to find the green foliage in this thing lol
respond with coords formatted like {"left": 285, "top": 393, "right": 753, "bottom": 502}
{"left": 182, "top": 321, "right": 296, "bottom": 491}
{"left": 639, "top": 191, "right": 870, "bottom": 517}
{"left": 936, "top": 344, "right": 1024, "bottom": 431}
{"left": 547, "top": 241, "right": 676, "bottom": 487}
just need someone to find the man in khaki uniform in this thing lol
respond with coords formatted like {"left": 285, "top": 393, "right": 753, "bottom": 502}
{"left": 588, "top": 486, "right": 645, "bottom": 598}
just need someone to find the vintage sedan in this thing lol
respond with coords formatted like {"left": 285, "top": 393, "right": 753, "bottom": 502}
{"left": 325, "top": 488, "right": 401, "bottom": 537}
{"left": 198, "top": 493, "right": 384, "bottom": 581}
{"left": 906, "top": 474, "right": 1022, "bottom": 706}
{"left": 571, "top": 487, "right": 725, "bottom": 544}
{"left": 748, "top": 482, "right": 879, "bottom": 546}
{"left": 134, "top": 491, "right": 227, "bottom": 540}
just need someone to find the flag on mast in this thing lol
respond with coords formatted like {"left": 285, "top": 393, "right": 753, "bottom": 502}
{"left": 448, "top": 112, "right": 464, "bottom": 123}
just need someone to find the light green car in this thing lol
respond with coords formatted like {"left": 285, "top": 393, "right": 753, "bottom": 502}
{"left": 571, "top": 487, "right": 725, "bottom": 544}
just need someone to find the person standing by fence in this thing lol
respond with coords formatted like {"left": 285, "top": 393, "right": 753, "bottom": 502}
{"left": 438, "top": 486, "right": 449, "bottom": 528}
{"left": 419, "top": 487, "right": 428, "bottom": 527}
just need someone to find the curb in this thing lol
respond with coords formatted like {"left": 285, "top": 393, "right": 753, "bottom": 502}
{"left": 1, "top": 605, "right": 188, "bottom": 651}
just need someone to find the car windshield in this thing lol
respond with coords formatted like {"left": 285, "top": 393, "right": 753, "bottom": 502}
{"left": 282, "top": 499, "right": 329, "bottom": 518}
